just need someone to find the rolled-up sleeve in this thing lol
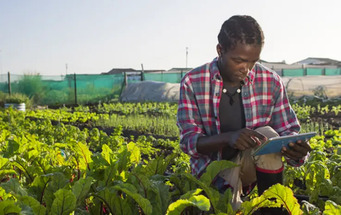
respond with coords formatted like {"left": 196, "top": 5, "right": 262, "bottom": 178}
{"left": 271, "top": 78, "right": 308, "bottom": 166}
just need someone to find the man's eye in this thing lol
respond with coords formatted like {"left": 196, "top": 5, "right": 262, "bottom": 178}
{"left": 234, "top": 59, "right": 243, "bottom": 63}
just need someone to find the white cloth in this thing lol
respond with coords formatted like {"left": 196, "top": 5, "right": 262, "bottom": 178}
{"left": 218, "top": 126, "right": 283, "bottom": 210}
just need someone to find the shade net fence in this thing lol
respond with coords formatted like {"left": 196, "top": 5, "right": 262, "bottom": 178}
{"left": 0, "top": 73, "right": 124, "bottom": 105}
{"left": 0, "top": 68, "right": 340, "bottom": 105}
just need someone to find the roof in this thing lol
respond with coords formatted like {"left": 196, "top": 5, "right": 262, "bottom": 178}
{"left": 104, "top": 68, "right": 136, "bottom": 74}
{"left": 104, "top": 68, "right": 166, "bottom": 75}
{"left": 168, "top": 67, "right": 193, "bottom": 71}
{"left": 294, "top": 57, "right": 341, "bottom": 66}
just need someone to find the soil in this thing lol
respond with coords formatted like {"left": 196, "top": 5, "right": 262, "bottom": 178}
{"left": 307, "top": 112, "right": 341, "bottom": 129}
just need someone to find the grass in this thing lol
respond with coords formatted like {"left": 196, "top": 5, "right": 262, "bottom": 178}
{"left": 94, "top": 114, "right": 179, "bottom": 138}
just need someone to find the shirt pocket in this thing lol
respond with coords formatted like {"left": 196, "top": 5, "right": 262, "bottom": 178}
{"left": 258, "top": 99, "right": 275, "bottom": 122}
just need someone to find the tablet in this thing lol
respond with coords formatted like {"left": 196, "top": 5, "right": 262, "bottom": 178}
{"left": 252, "top": 132, "right": 317, "bottom": 156}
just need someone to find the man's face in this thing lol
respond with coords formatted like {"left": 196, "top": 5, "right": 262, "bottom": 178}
{"left": 217, "top": 42, "right": 262, "bottom": 86}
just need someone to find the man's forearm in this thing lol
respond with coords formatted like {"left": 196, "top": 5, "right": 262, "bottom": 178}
{"left": 196, "top": 133, "right": 230, "bottom": 155}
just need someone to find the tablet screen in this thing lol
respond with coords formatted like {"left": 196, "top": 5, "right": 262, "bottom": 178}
{"left": 252, "top": 132, "right": 317, "bottom": 156}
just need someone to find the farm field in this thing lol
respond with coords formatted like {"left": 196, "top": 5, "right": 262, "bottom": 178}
{"left": 0, "top": 102, "right": 340, "bottom": 214}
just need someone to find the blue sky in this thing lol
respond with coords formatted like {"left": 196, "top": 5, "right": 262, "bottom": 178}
{"left": 1, "top": 0, "right": 340, "bottom": 75}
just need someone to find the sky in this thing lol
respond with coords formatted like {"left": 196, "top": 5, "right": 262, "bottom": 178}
{"left": 0, "top": 0, "right": 340, "bottom": 76}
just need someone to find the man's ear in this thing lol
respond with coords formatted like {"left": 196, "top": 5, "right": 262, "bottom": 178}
{"left": 216, "top": 44, "right": 222, "bottom": 57}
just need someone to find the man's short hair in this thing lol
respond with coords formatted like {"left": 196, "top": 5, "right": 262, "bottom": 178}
{"left": 218, "top": 15, "right": 264, "bottom": 51}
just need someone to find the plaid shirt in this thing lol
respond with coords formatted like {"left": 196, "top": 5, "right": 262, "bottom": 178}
{"left": 177, "top": 58, "right": 304, "bottom": 176}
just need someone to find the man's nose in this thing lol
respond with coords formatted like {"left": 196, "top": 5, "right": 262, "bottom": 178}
{"left": 240, "top": 62, "right": 251, "bottom": 73}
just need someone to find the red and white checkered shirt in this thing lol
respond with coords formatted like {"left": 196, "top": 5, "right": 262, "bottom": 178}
{"left": 177, "top": 58, "right": 303, "bottom": 176}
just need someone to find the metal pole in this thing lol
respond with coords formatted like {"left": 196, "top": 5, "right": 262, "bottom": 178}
{"left": 8, "top": 71, "right": 11, "bottom": 95}
{"left": 124, "top": 72, "right": 127, "bottom": 86}
{"left": 74, "top": 73, "right": 77, "bottom": 105}
{"left": 141, "top": 63, "right": 144, "bottom": 81}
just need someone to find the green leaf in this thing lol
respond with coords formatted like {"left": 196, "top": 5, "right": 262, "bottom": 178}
{"left": 17, "top": 195, "right": 47, "bottom": 215}
{"left": 101, "top": 144, "right": 114, "bottom": 164}
{"left": 42, "top": 172, "right": 70, "bottom": 210}
{"left": 200, "top": 160, "right": 238, "bottom": 186}
{"left": 72, "top": 177, "right": 93, "bottom": 206}
{"left": 28, "top": 174, "right": 51, "bottom": 206}
{"left": 180, "top": 188, "right": 203, "bottom": 200}
{"left": 149, "top": 178, "right": 171, "bottom": 215}
{"left": 1, "top": 178, "right": 28, "bottom": 196}
{"left": 240, "top": 193, "right": 273, "bottom": 214}
{"left": 0, "top": 200, "right": 21, "bottom": 215}
{"left": 301, "top": 200, "right": 320, "bottom": 215}
{"left": 323, "top": 200, "right": 341, "bottom": 215}
{"left": 305, "top": 161, "right": 330, "bottom": 191}
{"left": 127, "top": 142, "right": 141, "bottom": 166}
{"left": 106, "top": 163, "right": 120, "bottom": 185}
{"left": 116, "top": 146, "right": 132, "bottom": 174}
{"left": 0, "top": 170, "right": 16, "bottom": 180}
{"left": 217, "top": 188, "right": 233, "bottom": 214}
{"left": 95, "top": 186, "right": 134, "bottom": 215}
{"left": 143, "top": 155, "right": 175, "bottom": 177}
{"left": 183, "top": 173, "right": 220, "bottom": 213}
{"left": 319, "top": 179, "right": 334, "bottom": 196}
{"left": 240, "top": 184, "right": 302, "bottom": 215}
{"left": 4, "top": 139, "right": 20, "bottom": 157}
{"left": 188, "top": 195, "right": 210, "bottom": 211}
{"left": 166, "top": 195, "right": 210, "bottom": 215}
{"left": 263, "top": 184, "right": 301, "bottom": 214}
{"left": 0, "top": 187, "right": 13, "bottom": 201}
{"left": 0, "top": 157, "right": 9, "bottom": 168}
{"left": 51, "top": 189, "right": 76, "bottom": 215}
{"left": 113, "top": 183, "right": 153, "bottom": 215}
{"left": 74, "top": 141, "right": 93, "bottom": 171}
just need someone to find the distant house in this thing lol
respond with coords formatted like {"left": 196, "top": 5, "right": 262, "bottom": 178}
{"left": 259, "top": 60, "right": 304, "bottom": 76}
{"left": 103, "top": 68, "right": 136, "bottom": 75}
{"left": 294, "top": 57, "right": 341, "bottom": 66}
{"left": 168, "top": 67, "right": 192, "bottom": 73}
{"left": 104, "top": 68, "right": 166, "bottom": 75}
{"left": 103, "top": 68, "right": 166, "bottom": 81}
{"left": 259, "top": 57, "right": 341, "bottom": 76}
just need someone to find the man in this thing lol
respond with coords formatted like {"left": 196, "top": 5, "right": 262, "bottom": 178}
{"left": 176, "top": 15, "right": 311, "bottom": 212}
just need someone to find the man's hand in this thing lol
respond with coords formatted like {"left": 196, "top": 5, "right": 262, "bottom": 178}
{"left": 227, "top": 128, "right": 267, "bottom": 151}
{"left": 281, "top": 140, "right": 312, "bottom": 161}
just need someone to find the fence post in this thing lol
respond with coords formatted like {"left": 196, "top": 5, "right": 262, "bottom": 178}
{"left": 141, "top": 64, "right": 144, "bottom": 81}
{"left": 7, "top": 72, "right": 11, "bottom": 95}
{"left": 124, "top": 72, "right": 127, "bottom": 86}
{"left": 74, "top": 73, "right": 77, "bottom": 105}
{"left": 322, "top": 68, "right": 326, "bottom": 76}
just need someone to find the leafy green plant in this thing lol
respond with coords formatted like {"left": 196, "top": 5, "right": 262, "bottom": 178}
{"left": 0, "top": 104, "right": 341, "bottom": 214}
{"left": 240, "top": 184, "right": 302, "bottom": 215}
{"left": 4, "top": 93, "right": 30, "bottom": 104}
{"left": 17, "top": 74, "right": 44, "bottom": 103}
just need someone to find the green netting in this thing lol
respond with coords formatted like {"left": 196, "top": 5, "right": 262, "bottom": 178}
{"left": 306, "top": 68, "right": 323, "bottom": 75}
{"left": 144, "top": 72, "right": 183, "bottom": 83}
{"left": 283, "top": 69, "right": 304, "bottom": 77}
{"left": 325, "top": 68, "right": 341, "bottom": 75}
{"left": 0, "top": 73, "right": 8, "bottom": 93}
{"left": 0, "top": 68, "right": 339, "bottom": 105}
{"left": 0, "top": 73, "right": 124, "bottom": 105}
{"left": 283, "top": 68, "right": 341, "bottom": 76}
{"left": 74, "top": 74, "right": 124, "bottom": 104}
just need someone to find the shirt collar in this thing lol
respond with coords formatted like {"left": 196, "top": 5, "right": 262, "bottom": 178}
{"left": 210, "top": 57, "right": 256, "bottom": 85}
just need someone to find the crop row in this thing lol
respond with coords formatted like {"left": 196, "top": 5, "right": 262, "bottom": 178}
{"left": 0, "top": 106, "right": 340, "bottom": 214}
